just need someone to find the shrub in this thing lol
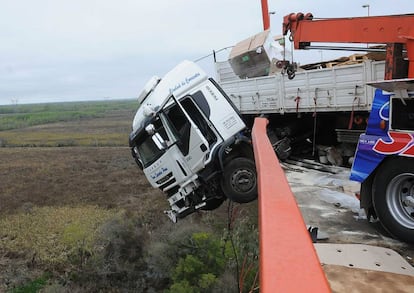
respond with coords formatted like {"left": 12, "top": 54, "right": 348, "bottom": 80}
{"left": 74, "top": 212, "right": 150, "bottom": 291}
{"left": 225, "top": 204, "right": 259, "bottom": 293}
{"left": 167, "top": 232, "right": 227, "bottom": 293}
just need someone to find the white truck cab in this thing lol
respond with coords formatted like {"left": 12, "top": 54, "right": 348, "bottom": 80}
{"left": 129, "top": 61, "right": 257, "bottom": 222}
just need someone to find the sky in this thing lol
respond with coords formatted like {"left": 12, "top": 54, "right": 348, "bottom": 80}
{"left": 0, "top": 0, "right": 413, "bottom": 105}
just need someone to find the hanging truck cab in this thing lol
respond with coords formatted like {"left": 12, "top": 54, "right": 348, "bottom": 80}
{"left": 129, "top": 61, "right": 257, "bottom": 222}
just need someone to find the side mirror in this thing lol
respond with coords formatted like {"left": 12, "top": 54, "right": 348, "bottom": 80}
{"left": 145, "top": 123, "right": 156, "bottom": 135}
{"left": 152, "top": 133, "right": 167, "bottom": 150}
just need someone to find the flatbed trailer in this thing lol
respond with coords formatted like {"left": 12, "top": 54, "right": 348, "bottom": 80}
{"left": 218, "top": 59, "right": 385, "bottom": 114}
{"left": 215, "top": 59, "right": 386, "bottom": 162}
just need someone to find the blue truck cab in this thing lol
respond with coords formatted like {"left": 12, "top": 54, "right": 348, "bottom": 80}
{"left": 350, "top": 79, "right": 414, "bottom": 243}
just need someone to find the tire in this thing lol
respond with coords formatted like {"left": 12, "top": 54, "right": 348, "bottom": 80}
{"left": 221, "top": 157, "right": 257, "bottom": 203}
{"left": 372, "top": 157, "right": 414, "bottom": 243}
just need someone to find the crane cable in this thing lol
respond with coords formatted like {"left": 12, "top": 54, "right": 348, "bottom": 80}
{"left": 224, "top": 200, "right": 241, "bottom": 292}
{"left": 282, "top": 34, "right": 296, "bottom": 80}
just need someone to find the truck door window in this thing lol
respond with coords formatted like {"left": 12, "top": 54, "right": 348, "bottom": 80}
{"left": 391, "top": 98, "right": 414, "bottom": 131}
{"left": 191, "top": 90, "right": 211, "bottom": 118}
{"left": 135, "top": 117, "right": 168, "bottom": 167}
{"left": 164, "top": 95, "right": 217, "bottom": 155}
{"left": 181, "top": 97, "right": 217, "bottom": 145}
{"left": 165, "top": 104, "right": 191, "bottom": 156}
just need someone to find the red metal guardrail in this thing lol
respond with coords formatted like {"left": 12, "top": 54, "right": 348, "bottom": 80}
{"left": 251, "top": 117, "right": 331, "bottom": 292}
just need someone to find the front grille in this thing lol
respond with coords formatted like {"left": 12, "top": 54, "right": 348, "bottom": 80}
{"left": 159, "top": 178, "right": 176, "bottom": 190}
{"left": 335, "top": 129, "right": 364, "bottom": 143}
{"left": 156, "top": 172, "right": 173, "bottom": 185}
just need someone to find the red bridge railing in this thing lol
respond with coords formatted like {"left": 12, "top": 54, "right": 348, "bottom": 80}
{"left": 251, "top": 117, "right": 331, "bottom": 292}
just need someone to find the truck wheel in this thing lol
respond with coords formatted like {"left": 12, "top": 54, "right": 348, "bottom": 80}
{"left": 221, "top": 157, "right": 257, "bottom": 203}
{"left": 372, "top": 157, "right": 414, "bottom": 243}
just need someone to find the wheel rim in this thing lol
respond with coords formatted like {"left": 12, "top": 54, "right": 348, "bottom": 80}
{"left": 386, "top": 172, "right": 414, "bottom": 229}
{"left": 230, "top": 169, "right": 256, "bottom": 194}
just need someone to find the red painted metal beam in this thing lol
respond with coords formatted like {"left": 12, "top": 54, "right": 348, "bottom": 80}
{"left": 283, "top": 13, "right": 414, "bottom": 79}
{"left": 261, "top": 0, "right": 270, "bottom": 30}
{"left": 284, "top": 13, "right": 414, "bottom": 46}
{"left": 251, "top": 117, "right": 331, "bottom": 293}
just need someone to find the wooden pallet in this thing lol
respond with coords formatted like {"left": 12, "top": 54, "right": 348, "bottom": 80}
{"left": 336, "top": 60, "right": 363, "bottom": 67}
{"left": 301, "top": 52, "right": 385, "bottom": 70}
{"left": 348, "top": 54, "right": 367, "bottom": 61}
{"left": 326, "top": 62, "right": 340, "bottom": 68}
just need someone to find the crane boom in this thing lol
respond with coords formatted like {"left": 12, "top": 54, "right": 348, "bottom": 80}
{"left": 260, "top": 0, "right": 270, "bottom": 30}
{"left": 283, "top": 13, "right": 414, "bottom": 79}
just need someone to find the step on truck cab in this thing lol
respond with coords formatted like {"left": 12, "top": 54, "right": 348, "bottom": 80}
{"left": 129, "top": 61, "right": 257, "bottom": 222}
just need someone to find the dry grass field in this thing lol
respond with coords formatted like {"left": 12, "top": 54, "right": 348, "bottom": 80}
{"left": 0, "top": 104, "right": 158, "bottom": 291}
{"left": 0, "top": 102, "right": 250, "bottom": 292}
{"left": 0, "top": 147, "right": 163, "bottom": 216}
{"left": 0, "top": 104, "right": 160, "bottom": 215}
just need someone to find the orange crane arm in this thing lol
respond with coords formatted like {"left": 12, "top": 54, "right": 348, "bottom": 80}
{"left": 261, "top": 0, "right": 270, "bottom": 30}
{"left": 284, "top": 13, "right": 414, "bottom": 47}
{"left": 283, "top": 13, "right": 414, "bottom": 79}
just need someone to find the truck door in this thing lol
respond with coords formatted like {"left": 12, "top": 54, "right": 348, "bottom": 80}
{"left": 165, "top": 96, "right": 212, "bottom": 174}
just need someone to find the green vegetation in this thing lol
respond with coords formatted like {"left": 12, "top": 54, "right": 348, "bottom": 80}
{"left": 167, "top": 232, "right": 227, "bottom": 293}
{"left": 0, "top": 131, "right": 128, "bottom": 147}
{"left": 145, "top": 204, "right": 259, "bottom": 293}
{"left": 0, "top": 206, "right": 118, "bottom": 267}
{"left": 0, "top": 203, "right": 259, "bottom": 292}
{"left": 0, "top": 99, "right": 137, "bottom": 131}
{"left": 9, "top": 274, "right": 50, "bottom": 293}
{"left": 0, "top": 99, "right": 137, "bottom": 147}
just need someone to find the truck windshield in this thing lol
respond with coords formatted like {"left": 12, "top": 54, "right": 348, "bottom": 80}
{"left": 134, "top": 118, "right": 168, "bottom": 168}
